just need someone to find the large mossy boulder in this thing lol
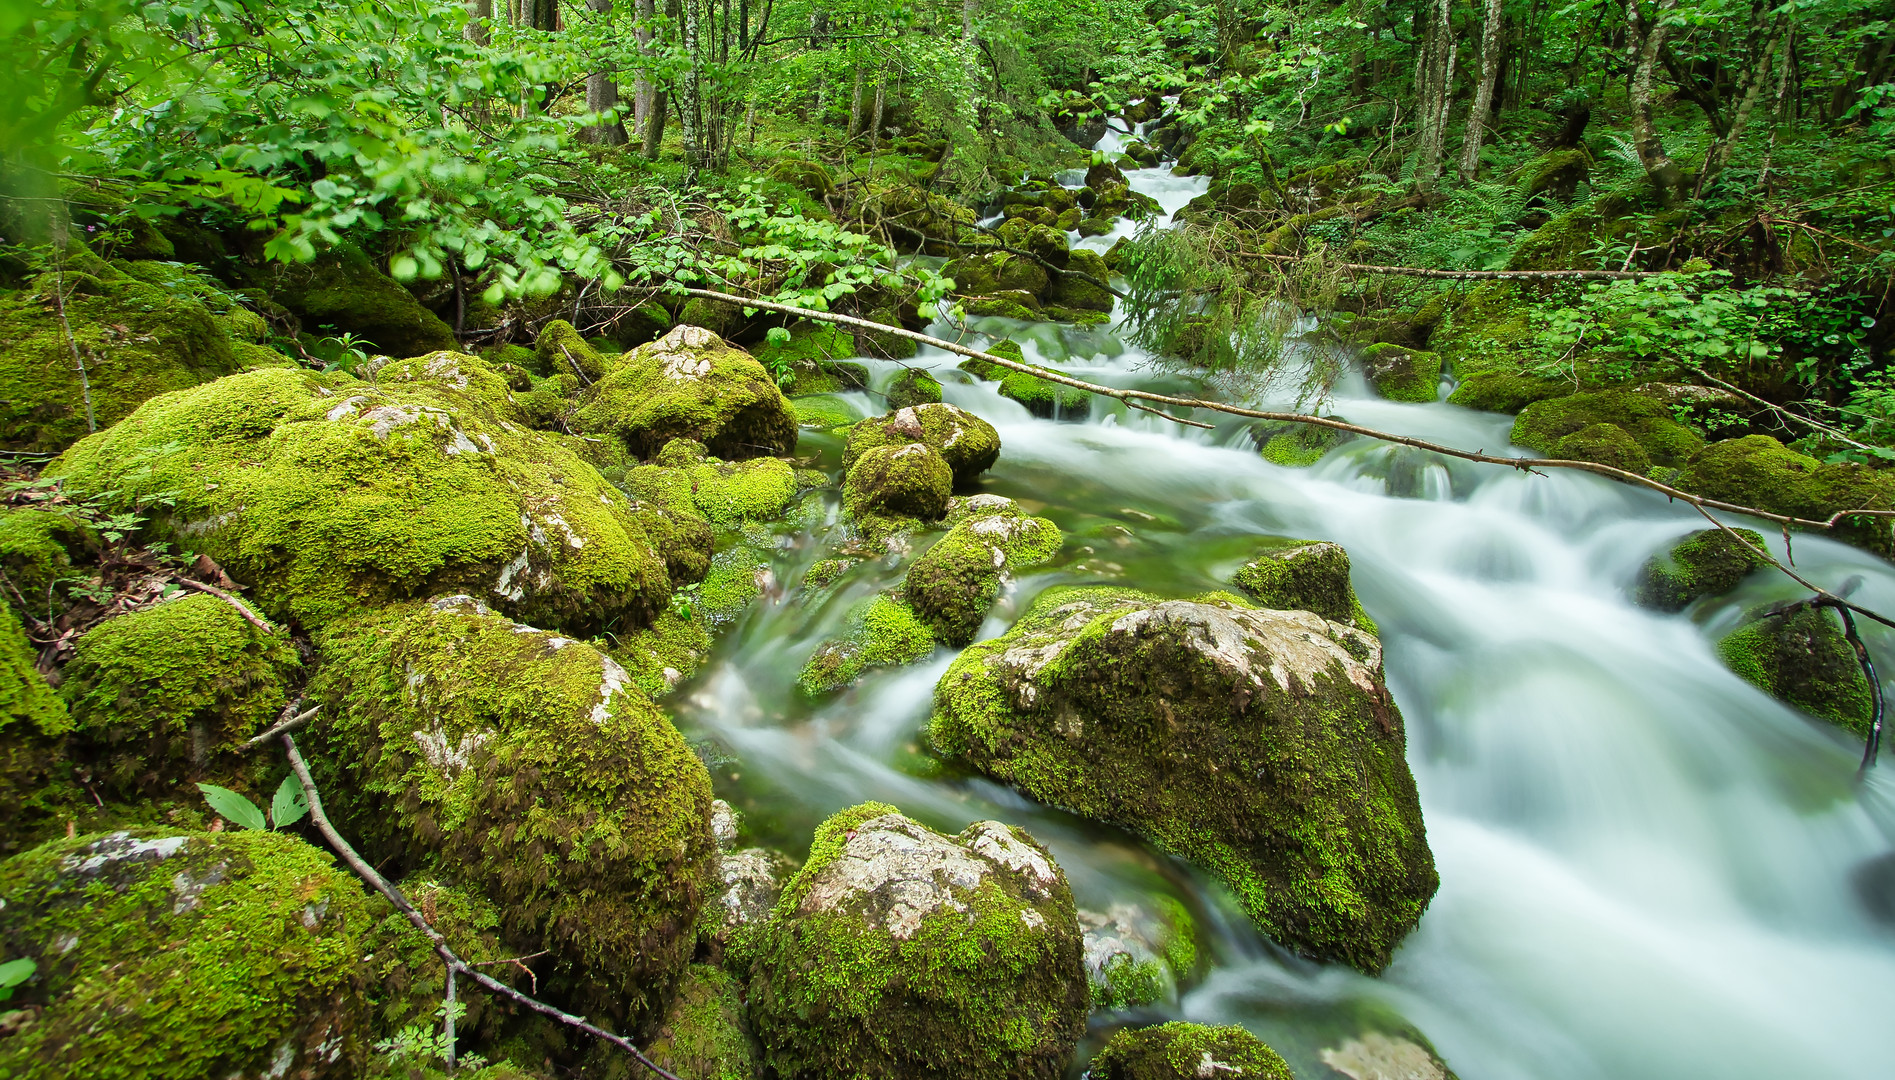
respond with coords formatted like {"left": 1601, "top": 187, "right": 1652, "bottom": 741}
{"left": 905, "top": 497, "right": 1062, "bottom": 645}
{"left": 1250, "top": 419, "right": 1355, "bottom": 467}
{"left": 844, "top": 444, "right": 954, "bottom": 521}
{"left": 931, "top": 587, "right": 1436, "bottom": 973}
{"left": 0, "top": 268, "right": 250, "bottom": 453}
{"left": 1088, "top": 1023, "right": 1291, "bottom": 1080}
{"left": 0, "top": 829, "right": 378, "bottom": 1079}
{"left": 1632, "top": 528, "right": 1768, "bottom": 612}
{"left": 743, "top": 803, "right": 1089, "bottom": 1080}
{"left": 261, "top": 242, "right": 456, "bottom": 356}
{"left": 1718, "top": 603, "right": 1874, "bottom": 737}
{"left": 1361, "top": 344, "right": 1443, "bottom": 403}
{"left": 1045, "top": 250, "right": 1115, "bottom": 313}
{"left": 1231, "top": 539, "right": 1378, "bottom": 632}
{"left": 308, "top": 595, "right": 718, "bottom": 1026}
{"left": 1676, "top": 435, "right": 1895, "bottom": 558}
{"left": 59, "top": 594, "right": 300, "bottom": 794}
{"left": 573, "top": 325, "right": 797, "bottom": 460}
{"left": 844, "top": 403, "right": 1001, "bottom": 488}
{"left": 1510, "top": 389, "right": 1703, "bottom": 468}
{"left": 45, "top": 364, "right": 673, "bottom": 634}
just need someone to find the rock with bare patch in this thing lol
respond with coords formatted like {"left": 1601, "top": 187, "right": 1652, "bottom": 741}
{"left": 930, "top": 587, "right": 1436, "bottom": 974}
{"left": 1319, "top": 1031, "right": 1452, "bottom": 1080}
{"left": 307, "top": 595, "right": 716, "bottom": 1030}
{"left": 572, "top": 324, "right": 798, "bottom": 460}
{"left": 844, "top": 403, "right": 1002, "bottom": 487}
{"left": 1088, "top": 1022, "right": 1291, "bottom": 1080}
{"left": 744, "top": 803, "right": 1089, "bottom": 1080}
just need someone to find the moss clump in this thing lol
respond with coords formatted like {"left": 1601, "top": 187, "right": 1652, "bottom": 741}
{"left": 1634, "top": 528, "right": 1769, "bottom": 612}
{"left": 1718, "top": 604, "right": 1874, "bottom": 737}
{"left": 1046, "top": 250, "right": 1115, "bottom": 313}
{"left": 535, "top": 318, "right": 611, "bottom": 382}
{"left": 965, "top": 294, "right": 1044, "bottom": 321}
{"left": 1089, "top": 1023, "right": 1291, "bottom": 1080}
{"left": 260, "top": 241, "right": 456, "bottom": 357}
{"left": 1553, "top": 421, "right": 1651, "bottom": 472}
{"left": 308, "top": 597, "right": 715, "bottom": 1028}
{"left": 0, "top": 268, "right": 249, "bottom": 453}
{"left": 1511, "top": 390, "right": 1703, "bottom": 467}
{"left": 797, "top": 593, "right": 936, "bottom": 694}
{"left": 1360, "top": 344, "right": 1443, "bottom": 403}
{"left": 643, "top": 965, "right": 760, "bottom": 1080}
{"left": 46, "top": 365, "right": 672, "bottom": 634}
{"left": 905, "top": 501, "right": 1063, "bottom": 645}
{"left": 962, "top": 338, "right": 1022, "bottom": 381}
{"left": 931, "top": 587, "right": 1435, "bottom": 973}
{"left": 886, "top": 368, "right": 943, "bottom": 410}
{"left": 1251, "top": 420, "right": 1355, "bottom": 467}
{"left": 1082, "top": 900, "right": 1195, "bottom": 1010}
{"left": 743, "top": 804, "right": 1089, "bottom": 1080}
{"left": 1446, "top": 372, "right": 1572, "bottom": 413}
{"left": 0, "top": 829, "right": 378, "bottom": 1079}
{"left": 1000, "top": 370, "right": 1091, "bottom": 419}
{"left": 792, "top": 394, "right": 862, "bottom": 429}
{"left": 366, "top": 879, "right": 515, "bottom": 1043}
{"left": 609, "top": 610, "right": 715, "bottom": 698}
{"left": 59, "top": 594, "right": 300, "bottom": 794}
{"left": 625, "top": 439, "right": 800, "bottom": 529}
{"left": 0, "top": 507, "right": 92, "bottom": 612}
{"left": 1675, "top": 435, "right": 1895, "bottom": 558}
{"left": 765, "top": 324, "right": 859, "bottom": 389}
{"left": 573, "top": 325, "right": 797, "bottom": 461}
{"left": 1, "top": 600, "right": 70, "bottom": 833}
{"left": 843, "top": 403, "right": 1001, "bottom": 488}
{"left": 696, "top": 543, "right": 774, "bottom": 627}
{"left": 844, "top": 443, "right": 954, "bottom": 521}
{"left": 1230, "top": 540, "right": 1378, "bottom": 633}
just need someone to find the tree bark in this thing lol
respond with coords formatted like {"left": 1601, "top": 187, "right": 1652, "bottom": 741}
{"left": 870, "top": 71, "right": 886, "bottom": 148}
{"left": 1698, "top": 16, "right": 1787, "bottom": 190}
{"left": 1626, "top": 0, "right": 1687, "bottom": 204}
{"left": 634, "top": 0, "right": 657, "bottom": 153}
{"left": 465, "top": 0, "right": 491, "bottom": 45}
{"left": 585, "top": 0, "right": 630, "bottom": 145}
{"left": 1457, "top": 0, "right": 1506, "bottom": 181}
{"left": 678, "top": 0, "right": 707, "bottom": 177}
{"left": 1413, "top": 0, "right": 1457, "bottom": 188}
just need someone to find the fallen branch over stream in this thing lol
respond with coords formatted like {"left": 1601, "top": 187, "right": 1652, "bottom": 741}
{"left": 1235, "top": 252, "right": 1671, "bottom": 280}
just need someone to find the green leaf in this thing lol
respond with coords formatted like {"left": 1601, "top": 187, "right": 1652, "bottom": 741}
{"left": 0, "top": 957, "right": 34, "bottom": 993}
{"left": 272, "top": 774, "right": 310, "bottom": 829}
{"left": 197, "top": 783, "right": 267, "bottom": 831}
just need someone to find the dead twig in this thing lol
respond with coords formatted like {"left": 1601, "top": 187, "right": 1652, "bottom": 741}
{"left": 176, "top": 577, "right": 277, "bottom": 636}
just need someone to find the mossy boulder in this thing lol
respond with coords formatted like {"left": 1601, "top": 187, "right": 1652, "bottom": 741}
{"left": 0, "top": 268, "right": 249, "bottom": 453}
{"left": 1445, "top": 372, "right": 1571, "bottom": 413}
{"left": 535, "top": 318, "right": 611, "bottom": 383}
{"left": 1250, "top": 420, "right": 1355, "bottom": 467}
{"left": 1089, "top": 1023, "right": 1291, "bottom": 1080}
{"left": 0, "top": 507, "right": 92, "bottom": 611}
{"left": 961, "top": 338, "right": 1023, "bottom": 382}
{"left": 1000, "top": 371, "right": 1091, "bottom": 419}
{"left": 1511, "top": 390, "right": 1703, "bottom": 467}
{"left": 308, "top": 595, "right": 717, "bottom": 1026}
{"left": 965, "top": 294, "right": 1044, "bottom": 321}
{"left": 1230, "top": 540, "right": 1378, "bottom": 633}
{"left": 791, "top": 394, "right": 861, "bottom": 429}
{"left": 610, "top": 610, "right": 715, "bottom": 698}
{"left": 0, "top": 829, "right": 377, "bottom": 1079}
{"left": 46, "top": 365, "right": 674, "bottom": 634}
{"left": 844, "top": 444, "right": 954, "bottom": 521}
{"left": 1360, "top": 344, "right": 1442, "bottom": 403}
{"left": 743, "top": 803, "right": 1089, "bottom": 1080}
{"left": 624, "top": 438, "right": 799, "bottom": 529}
{"left": 797, "top": 593, "right": 937, "bottom": 695}
{"left": 59, "top": 594, "right": 300, "bottom": 794}
{"left": 1718, "top": 603, "right": 1874, "bottom": 737}
{"left": 931, "top": 587, "right": 1436, "bottom": 973}
{"left": 886, "top": 368, "right": 943, "bottom": 411}
{"left": 573, "top": 325, "right": 797, "bottom": 461}
{"left": 905, "top": 497, "right": 1063, "bottom": 645}
{"left": 695, "top": 542, "right": 775, "bottom": 627}
{"left": 644, "top": 964, "right": 760, "bottom": 1080}
{"left": 1675, "top": 435, "right": 1895, "bottom": 558}
{"left": 262, "top": 242, "right": 456, "bottom": 357}
{"left": 1, "top": 600, "right": 69, "bottom": 837}
{"left": 1045, "top": 250, "right": 1115, "bottom": 313}
{"left": 1633, "top": 528, "right": 1769, "bottom": 611}
{"left": 770, "top": 158, "right": 835, "bottom": 199}
{"left": 1080, "top": 900, "right": 1195, "bottom": 1010}
{"left": 843, "top": 403, "right": 1002, "bottom": 488}
{"left": 1554, "top": 422, "right": 1651, "bottom": 472}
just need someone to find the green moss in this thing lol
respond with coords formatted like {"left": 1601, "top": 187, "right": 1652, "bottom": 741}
{"left": 481, "top": 342, "right": 543, "bottom": 376}
{"left": 1089, "top": 1023, "right": 1291, "bottom": 1080}
{"left": 1511, "top": 390, "right": 1703, "bottom": 467}
{"left": 1360, "top": 344, "right": 1442, "bottom": 403}
{"left": 886, "top": 368, "right": 943, "bottom": 411}
{"left": 905, "top": 502, "right": 1063, "bottom": 645}
{"left": 931, "top": 587, "right": 1434, "bottom": 974}
{"left": 844, "top": 443, "right": 954, "bottom": 521}
{"left": 803, "top": 557, "right": 856, "bottom": 591}
{"left": 1046, "top": 250, "right": 1115, "bottom": 313}
{"left": 644, "top": 965, "right": 759, "bottom": 1080}
{"left": 697, "top": 543, "right": 774, "bottom": 627}
{"left": 1718, "top": 604, "right": 1874, "bottom": 737}
{"left": 1, "top": 600, "right": 70, "bottom": 832}
{"left": 797, "top": 593, "right": 936, "bottom": 695}
{"left": 308, "top": 596, "right": 716, "bottom": 1028}
{"left": 0, "top": 507, "right": 92, "bottom": 614}
{"left": 1634, "top": 528, "right": 1769, "bottom": 612}
{"left": 843, "top": 403, "right": 1001, "bottom": 488}
{"left": 260, "top": 242, "right": 456, "bottom": 357}
{"left": 792, "top": 394, "right": 862, "bottom": 429}
{"left": 1230, "top": 540, "right": 1378, "bottom": 633}
{"left": 59, "top": 594, "right": 300, "bottom": 794}
{"left": 693, "top": 457, "right": 799, "bottom": 527}
{"left": 535, "top": 319, "right": 611, "bottom": 382}
{"left": 743, "top": 805, "right": 1088, "bottom": 1080}
{"left": 961, "top": 338, "right": 1021, "bottom": 382}
{"left": 965, "top": 295, "right": 1044, "bottom": 321}
{"left": 1000, "top": 371, "right": 1091, "bottom": 419}
{"left": 1251, "top": 420, "right": 1355, "bottom": 467}
{"left": 0, "top": 829, "right": 378, "bottom": 1079}
{"left": 1556, "top": 421, "right": 1651, "bottom": 473}
{"left": 1509, "top": 190, "right": 1649, "bottom": 272}
{"left": 1446, "top": 372, "right": 1570, "bottom": 413}
{"left": 1676, "top": 435, "right": 1895, "bottom": 558}
{"left": 1094, "top": 953, "right": 1167, "bottom": 1010}
{"left": 609, "top": 609, "right": 715, "bottom": 698}
{"left": 366, "top": 879, "right": 515, "bottom": 1043}
{"left": 1155, "top": 896, "right": 1197, "bottom": 976}
{"left": 573, "top": 325, "right": 797, "bottom": 461}
{"left": 679, "top": 297, "right": 746, "bottom": 339}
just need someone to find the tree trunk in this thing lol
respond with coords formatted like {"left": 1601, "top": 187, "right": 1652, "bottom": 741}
{"left": 465, "top": 0, "right": 491, "bottom": 45}
{"left": 849, "top": 67, "right": 865, "bottom": 140}
{"left": 634, "top": 0, "right": 657, "bottom": 154}
{"left": 1626, "top": 0, "right": 1687, "bottom": 204}
{"left": 1458, "top": 0, "right": 1507, "bottom": 181}
{"left": 1413, "top": 0, "right": 1457, "bottom": 188}
{"left": 870, "top": 71, "right": 886, "bottom": 148}
{"left": 585, "top": 0, "right": 630, "bottom": 145}
{"left": 1698, "top": 16, "right": 1788, "bottom": 191}
{"left": 679, "top": 0, "right": 707, "bottom": 178}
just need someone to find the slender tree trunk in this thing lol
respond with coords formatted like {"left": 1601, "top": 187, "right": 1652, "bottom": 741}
{"left": 678, "top": 0, "right": 707, "bottom": 178}
{"left": 1458, "top": 0, "right": 1507, "bottom": 181}
{"left": 585, "top": 0, "right": 630, "bottom": 145}
{"left": 465, "top": 0, "right": 491, "bottom": 44}
{"left": 870, "top": 69, "right": 886, "bottom": 148}
{"left": 1699, "top": 16, "right": 1788, "bottom": 190}
{"left": 634, "top": 0, "right": 657, "bottom": 153}
{"left": 849, "top": 67, "right": 865, "bottom": 140}
{"left": 1413, "top": 0, "right": 1457, "bottom": 187}
{"left": 1627, "top": 0, "right": 1687, "bottom": 204}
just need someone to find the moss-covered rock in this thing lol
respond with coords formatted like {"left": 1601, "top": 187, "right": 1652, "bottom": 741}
{"left": 1445, "top": 372, "right": 1572, "bottom": 413}
{"left": 1088, "top": 1023, "right": 1291, "bottom": 1080}
{"left": 843, "top": 403, "right": 1002, "bottom": 488}
{"left": 696, "top": 542, "right": 775, "bottom": 627}
{"left": 743, "top": 803, "right": 1089, "bottom": 1080}
{"left": 856, "top": 306, "right": 921, "bottom": 361}
{"left": 0, "top": 829, "right": 378, "bottom": 1079}
{"left": 1361, "top": 344, "right": 1442, "bottom": 403}
{"left": 262, "top": 242, "right": 456, "bottom": 357}
{"left": 59, "top": 594, "right": 300, "bottom": 794}
{"left": 1000, "top": 371, "right": 1091, "bottom": 419}
{"left": 1511, "top": 390, "right": 1703, "bottom": 467}
{"left": 535, "top": 318, "right": 611, "bottom": 383}
{"left": 309, "top": 596, "right": 715, "bottom": 1027}
{"left": 931, "top": 587, "right": 1436, "bottom": 973}
{"left": 1230, "top": 540, "right": 1378, "bottom": 633}
{"left": 961, "top": 339, "right": 1021, "bottom": 382}
{"left": 1, "top": 600, "right": 69, "bottom": 836}
{"left": 701, "top": 844, "right": 798, "bottom": 960}
{"left": 0, "top": 268, "right": 250, "bottom": 453}
{"left": 965, "top": 294, "right": 1044, "bottom": 321}
{"left": 680, "top": 298, "right": 746, "bottom": 341}
{"left": 1046, "top": 250, "right": 1115, "bottom": 313}
{"left": 905, "top": 498, "right": 1062, "bottom": 645}
{"left": 609, "top": 609, "right": 715, "bottom": 697}
{"left": 791, "top": 394, "right": 862, "bottom": 429}
{"left": 1080, "top": 900, "right": 1195, "bottom": 1010}
{"left": 0, "top": 507, "right": 92, "bottom": 612}
{"left": 46, "top": 365, "right": 673, "bottom": 634}
{"left": 1675, "top": 435, "right": 1895, "bottom": 558}
{"left": 645, "top": 964, "right": 760, "bottom": 1080}
{"left": 1553, "top": 422, "right": 1651, "bottom": 472}
{"left": 365, "top": 878, "right": 517, "bottom": 1044}
{"left": 573, "top": 325, "right": 797, "bottom": 461}
{"left": 886, "top": 368, "right": 943, "bottom": 411}
{"left": 625, "top": 439, "right": 799, "bottom": 528}
{"left": 797, "top": 593, "right": 936, "bottom": 694}
{"left": 1633, "top": 528, "right": 1770, "bottom": 612}
{"left": 844, "top": 443, "right": 954, "bottom": 521}
{"left": 1250, "top": 419, "right": 1356, "bottom": 467}
{"left": 1718, "top": 603, "right": 1874, "bottom": 737}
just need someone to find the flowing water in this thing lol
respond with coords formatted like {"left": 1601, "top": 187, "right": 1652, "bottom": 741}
{"left": 668, "top": 140, "right": 1895, "bottom": 1079}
